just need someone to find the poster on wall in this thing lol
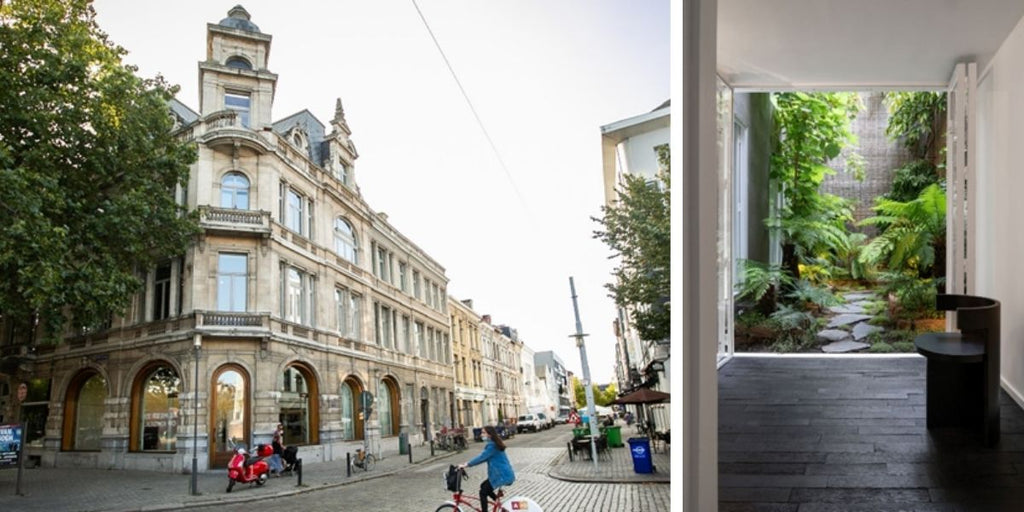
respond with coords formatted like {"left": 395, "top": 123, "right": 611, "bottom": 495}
{"left": 0, "top": 423, "right": 22, "bottom": 468}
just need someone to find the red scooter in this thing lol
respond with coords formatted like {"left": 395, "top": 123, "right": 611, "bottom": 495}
{"left": 226, "top": 444, "right": 272, "bottom": 493}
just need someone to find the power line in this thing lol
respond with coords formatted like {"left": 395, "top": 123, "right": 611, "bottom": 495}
{"left": 410, "top": 0, "right": 535, "bottom": 221}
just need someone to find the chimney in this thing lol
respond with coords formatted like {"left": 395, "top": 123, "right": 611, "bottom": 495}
{"left": 482, "top": 314, "right": 491, "bottom": 324}
{"left": 461, "top": 299, "right": 474, "bottom": 309}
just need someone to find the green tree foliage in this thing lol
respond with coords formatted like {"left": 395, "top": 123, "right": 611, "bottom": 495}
{"left": 885, "top": 92, "right": 946, "bottom": 159}
{"left": 770, "top": 92, "right": 862, "bottom": 283}
{"left": 859, "top": 184, "right": 946, "bottom": 279}
{"left": 593, "top": 145, "right": 670, "bottom": 342}
{"left": 572, "top": 377, "right": 618, "bottom": 407}
{"left": 0, "top": 0, "right": 199, "bottom": 339}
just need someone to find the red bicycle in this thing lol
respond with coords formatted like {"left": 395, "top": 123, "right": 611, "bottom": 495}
{"left": 435, "top": 467, "right": 543, "bottom": 512}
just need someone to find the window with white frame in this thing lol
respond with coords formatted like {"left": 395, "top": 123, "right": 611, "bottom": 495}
{"left": 217, "top": 253, "right": 248, "bottom": 312}
{"left": 225, "top": 91, "right": 251, "bottom": 128}
{"left": 400, "top": 315, "right": 410, "bottom": 353}
{"left": 413, "top": 271, "right": 421, "bottom": 300}
{"left": 280, "top": 183, "right": 313, "bottom": 237}
{"left": 282, "top": 266, "right": 314, "bottom": 325}
{"left": 398, "top": 262, "right": 407, "bottom": 292}
{"left": 221, "top": 172, "right": 250, "bottom": 209}
{"left": 415, "top": 321, "right": 425, "bottom": 358}
{"left": 335, "top": 287, "right": 361, "bottom": 340}
{"left": 424, "top": 279, "right": 433, "bottom": 308}
{"left": 334, "top": 217, "right": 358, "bottom": 264}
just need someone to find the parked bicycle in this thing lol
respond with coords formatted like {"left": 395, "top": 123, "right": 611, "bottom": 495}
{"left": 436, "top": 467, "right": 543, "bottom": 512}
{"left": 350, "top": 447, "right": 375, "bottom": 472}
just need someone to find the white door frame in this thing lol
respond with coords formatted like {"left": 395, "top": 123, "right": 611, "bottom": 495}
{"left": 717, "top": 75, "right": 736, "bottom": 367}
{"left": 946, "top": 62, "right": 977, "bottom": 300}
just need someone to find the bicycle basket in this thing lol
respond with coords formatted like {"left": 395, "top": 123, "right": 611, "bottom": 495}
{"left": 444, "top": 464, "right": 462, "bottom": 492}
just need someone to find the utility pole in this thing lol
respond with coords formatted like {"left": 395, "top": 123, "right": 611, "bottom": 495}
{"left": 568, "top": 277, "right": 599, "bottom": 468}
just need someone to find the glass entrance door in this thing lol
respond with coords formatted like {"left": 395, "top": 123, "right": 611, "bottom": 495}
{"left": 210, "top": 365, "right": 249, "bottom": 468}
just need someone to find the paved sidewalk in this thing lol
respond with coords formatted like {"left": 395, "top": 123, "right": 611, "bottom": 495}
{"left": 0, "top": 443, "right": 461, "bottom": 512}
{"left": 547, "top": 427, "right": 670, "bottom": 484}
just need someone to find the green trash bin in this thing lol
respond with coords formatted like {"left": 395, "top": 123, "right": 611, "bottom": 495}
{"left": 604, "top": 425, "right": 623, "bottom": 447}
{"left": 572, "top": 427, "right": 588, "bottom": 439}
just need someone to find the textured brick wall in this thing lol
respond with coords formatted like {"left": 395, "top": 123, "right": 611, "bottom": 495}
{"left": 821, "top": 92, "right": 914, "bottom": 232}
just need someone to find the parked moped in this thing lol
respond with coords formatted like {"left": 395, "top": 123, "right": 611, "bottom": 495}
{"left": 226, "top": 444, "right": 272, "bottom": 493}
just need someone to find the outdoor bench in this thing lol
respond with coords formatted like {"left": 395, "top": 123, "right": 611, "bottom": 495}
{"left": 914, "top": 294, "right": 1000, "bottom": 446}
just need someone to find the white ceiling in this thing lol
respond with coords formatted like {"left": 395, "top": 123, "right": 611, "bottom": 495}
{"left": 718, "top": 0, "right": 1024, "bottom": 90}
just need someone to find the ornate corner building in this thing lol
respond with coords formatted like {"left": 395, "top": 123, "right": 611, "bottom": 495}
{"left": 0, "top": 7, "right": 460, "bottom": 472}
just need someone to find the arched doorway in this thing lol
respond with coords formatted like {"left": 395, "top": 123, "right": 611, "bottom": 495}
{"left": 129, "top": 361, "right": 181, "bottom": 452}
{"left": 278, "top": 362, "right": 319, "bottom": 445}
{"left": 210, "top": 364, "right": 249, "bottom": 468}
{"left": 341, "top": 375, "right": 364, "bottom": 440}
{"left": 420, "top": 386, "right": 430, "bottom": 441}
{"left": 61, "top": 369, "right": 107, "bottom": 451}
{"left": 377, "top": 377, "right": 400, "bottom": 437}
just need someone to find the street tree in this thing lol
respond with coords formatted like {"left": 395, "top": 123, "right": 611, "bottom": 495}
{"left": 0, "top": 0, "right": 199, "bottom": 340}
{"left": 593, "top": 145, "right": 670, "bottom": 343}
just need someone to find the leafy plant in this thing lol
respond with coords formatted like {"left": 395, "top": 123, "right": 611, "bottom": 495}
{"left": 885, "top": 92, "right": 947, "bottom": 159}
{"left": 786, "top": 280, "right": 840, "bottom": 311}
{"left": 735, "top": 260, "right": 794, "bottom": 313}
{"left": 859, "top": 184, "right": 946, "bottom": 278}
{"left": 886, "top": 160, "right": 940, "bottom": 203}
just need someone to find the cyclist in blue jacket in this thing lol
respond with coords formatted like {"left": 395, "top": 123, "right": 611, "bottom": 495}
{"left": 459, "top": 425, "right": 515, "bottom": 511}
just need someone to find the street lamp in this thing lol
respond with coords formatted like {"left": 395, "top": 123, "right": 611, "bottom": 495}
{"left": 190, "top": 333, "right": 201, "bottom": 496}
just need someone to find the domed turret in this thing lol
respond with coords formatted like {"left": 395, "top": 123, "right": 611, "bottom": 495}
{"left": 219, "top": 5, "right": 261, "bottom": 33}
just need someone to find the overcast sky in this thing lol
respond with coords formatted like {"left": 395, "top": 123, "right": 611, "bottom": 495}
{"left": 92, "top": 0, "right": 669, "bottom": 384}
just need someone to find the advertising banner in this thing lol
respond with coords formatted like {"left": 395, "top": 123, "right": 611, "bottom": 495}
{"left": 0, "top": 424, "right": 22, "bottom": 468}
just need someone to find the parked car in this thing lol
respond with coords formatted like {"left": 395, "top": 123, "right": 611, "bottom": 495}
{"left": 554, "top": 415, "right": 570, "bottom": 425}
{"left": 517, "top": 414, "right": 542, "bottom": 433}
{"left": 536, "top": 412, "right": 553, "bottom": 430}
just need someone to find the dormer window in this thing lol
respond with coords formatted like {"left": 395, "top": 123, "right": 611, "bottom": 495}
{"left": 338, "top": 158, "right": 350, "bottom": 185}
{"left": 225, "top": 56, "right": 253, "bottom": 70}
{"left": 290, "top": 128, "right": 309, "bottom": 153}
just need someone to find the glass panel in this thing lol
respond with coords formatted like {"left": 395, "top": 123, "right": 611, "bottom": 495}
{"left": 140, "top": 366, "right": 181, "bottom": 451}
{"left": 286, "top": 268, "right": 302, "bottom": 323}
{"left": 334, "top": 218, "right": 357, "bottom": 263}
{"left": 716, "top": 75, "right": 735, "bottom": 364}
{"left": 340, "top": 382, "right": 354, "bottom": 440}
{"left": 286, "top": 189, "right": 303, "bottom": 234}
{"left": 217, "top": 253, "right": 247, "bottom": 312}
{"left": 280, "top": 367, "right": 309, "bottom": 445}
{"left": 221, "top": 173, "right": 250, "bottom": 209}
{"left": 350, "top": 293, "right": 361, "bottom": 340}
{"left": 75, "top": 374, "right": 107, "bottom": 450}
{"left": 225, "top": 93, "right": 250, "bottom": 128}
{"left": 214, "top": 370, "right": 246, "bottom": 452}
{"left": 378, "top": 381, "right": 392, "bottom": 437}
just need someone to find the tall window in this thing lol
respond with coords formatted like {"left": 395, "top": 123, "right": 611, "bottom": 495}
{"left": 282, "top": 266, "right": 314, "bottom": 325}
{"left": 286, "top": 188, "right": 303, "bottom": 234}
{"left": 398, "top": 262, "right": 407, "bottom": 292}
{"left": 415, "top": 321, "right": 425, "bottom": 358}
{"left": 340, "top": 381, "right": 354, "bottom": 440}
{"left": 424, "top": 280, "right": 433, "bottom": 308}
{"left": 378, "top": 380, "right": 393, "bottom": 437}
{"left": 133, "top": 364, "right": 181, "bottom": 452}
{"left": 400, "top": 315, "right": 410, "bottom": 353}
{"left": 335, "top": 287, "right": 361, "bottom": 340}
{"left": 413, "top": 271, "right": 421, "bottom": 300}
{"left": 338, "top": 159, "right": 351, "bottom": 186}
{"left": 220, "top": 172, "right": 250, "bottom": 209}
{"left": 225, "top": 92, "right": 251, "bottom": 128}
{"left": 333, "top": 217, "right": 358, "bottom": 263}
{"left": 153, "top": 262, "right": 172, "bottom": 320}
{"left": 63, "top": 371, "right": 107, "bottom": 451}
{"left": 217, "top": 253, "right": 248, "bottom": 312}
{"left": 213, "top": 366, "right": 248, "bottom": 465}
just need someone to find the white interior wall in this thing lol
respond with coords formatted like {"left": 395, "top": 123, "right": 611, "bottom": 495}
{"left": 975, "top": 13, "right": 1024, "bottom": 405}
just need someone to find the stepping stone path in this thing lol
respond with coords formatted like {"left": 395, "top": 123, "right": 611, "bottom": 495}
{"left": 821, "top": 340, "right": 871, "bottom": 353}
{"left": 814, "top": 291, "right": 887, "bottom": 353}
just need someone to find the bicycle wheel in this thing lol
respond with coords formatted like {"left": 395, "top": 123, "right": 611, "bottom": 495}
{"left": 364, "top": 453, "right": 376, "bottom": 471}
{"left": 434, "top": 505, "right": 461, "bottom": 512}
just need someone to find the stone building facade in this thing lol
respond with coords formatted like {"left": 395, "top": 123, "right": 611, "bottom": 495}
{"left": 449, "top": 297, "right": 484, "bottom": 428}
{"left": 0, "top": 7, "right": 454, "bottom": 473}
{"left": 479, "top": 318, "right": 524, "bottom": 424}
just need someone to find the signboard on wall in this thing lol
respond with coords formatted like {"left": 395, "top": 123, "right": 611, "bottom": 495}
{"left": 0, "top": 424, "right": 22, "bottom": 468}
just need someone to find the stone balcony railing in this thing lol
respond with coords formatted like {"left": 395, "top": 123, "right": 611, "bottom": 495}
{"left": 177, "top": 110, "right": 273, "bottom": 154}
{"left": 198, "top": 206, "right": 272, "bottom": 237}
{"left": 196, "top": 310, "right": 271, "bottom": 329}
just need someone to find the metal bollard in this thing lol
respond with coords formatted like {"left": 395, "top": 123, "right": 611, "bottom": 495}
{"left": 408, "top": 444, "right": 413, "bottom": 464}
{"left": 430, "top": 440, "right": 435, "bottom": 457}
{"left": 567, "top": 441, "right": 574, "bottom": 462}
{"left": 346, "top": 452, "right": 351, "bottom": 477}
{"left": 296, "top": 458, "right": 303, "bottom": 486}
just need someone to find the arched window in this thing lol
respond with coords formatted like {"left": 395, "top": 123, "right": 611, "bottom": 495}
{"left": 225, "top": 56, "right": 252, "bottom": 70}
{"left": 62, "top": 370, "right": 107, "bottom": 451}
{"left": 212, "top": 365, "right": 249, "bottom": 468}
{"left": 377, "top": 378, "right": 400, "bottom": 437}
{"left": 333, "top": 217, "right": 358, "bottom": 263}
{"left": 279, "top": 364, "right": 319, "bottom": 446}
{"left": 221, "top": 172, "right": 250, "bottom": 209}
{"left": 131, "top": 363, "right": 181, "bottom": 452}
{"left": 340, "top": 381, "right": 355, "bottom": 440}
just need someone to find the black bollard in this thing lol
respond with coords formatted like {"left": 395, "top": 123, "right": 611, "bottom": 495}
{"left": 346, "top": 452, "right": 351, "bottom": 477}
{"left": 296, "top": 458, "right": 303, "bottom": 486}
{"left": 567, "top": 441, "right": 574, "bottom": 462}
{"left": 408, "top": 444, "right": 413, "bottom": 464}
{"left": 430, "top": 440, "right": 435, "bottom": 457}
